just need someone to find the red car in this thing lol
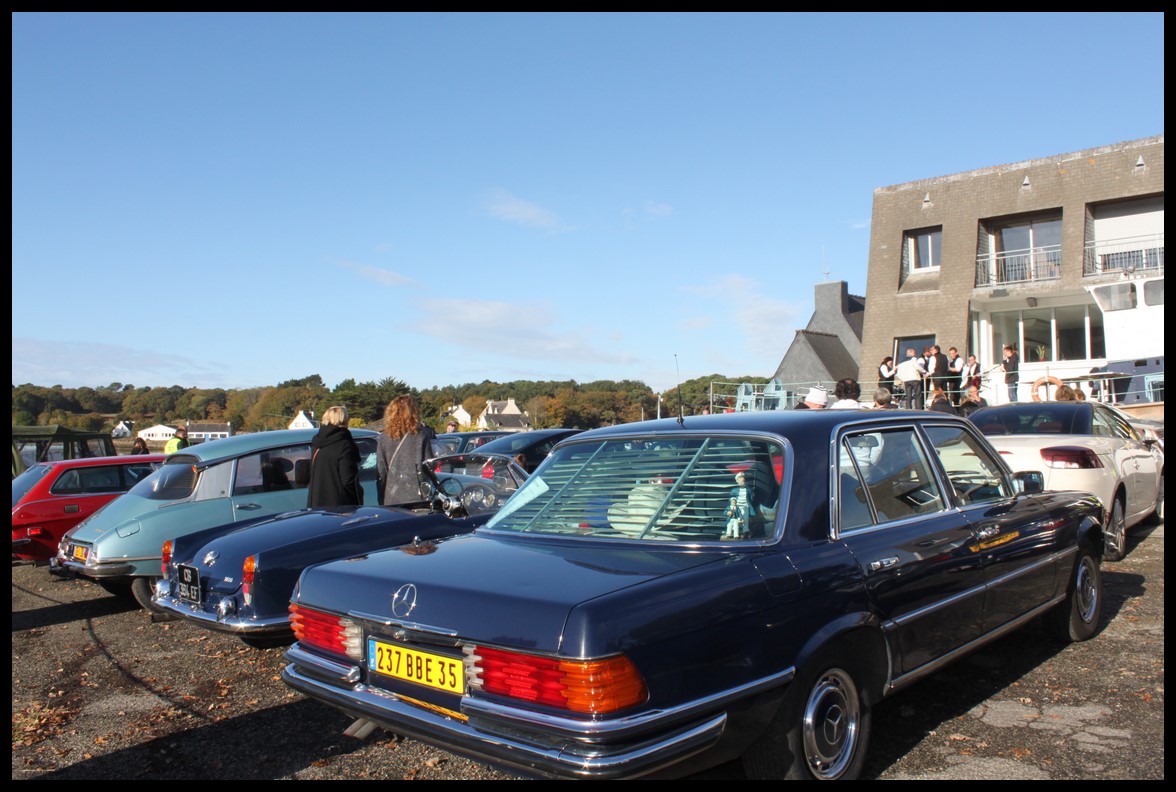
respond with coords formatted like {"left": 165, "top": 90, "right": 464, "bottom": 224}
{"left": 12, "top": 454, "right": 164, "bottom": 565}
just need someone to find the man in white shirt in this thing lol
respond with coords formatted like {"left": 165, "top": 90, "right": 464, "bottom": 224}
{"left": 895, "top": 349, "right": 924, "bottom": 409}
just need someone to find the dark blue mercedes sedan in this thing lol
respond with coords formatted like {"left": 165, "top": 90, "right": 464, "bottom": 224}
{"left": 281, "top": 410, "right": 1105, "bottom": 780}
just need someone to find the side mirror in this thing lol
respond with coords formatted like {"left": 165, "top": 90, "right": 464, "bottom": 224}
{"left": 1012, "top": 471, "right": 1044, "bottom": 494}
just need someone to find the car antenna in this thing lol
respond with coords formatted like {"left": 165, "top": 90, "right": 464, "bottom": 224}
{"left": 675, "top": 354, "right": 685, "bottom": 425}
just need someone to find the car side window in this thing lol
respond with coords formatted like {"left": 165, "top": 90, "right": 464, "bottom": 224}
{"left": 838, "top": 428, "right": 945, "bottom": 529}
{"left": 123, "top": 463, "right": 158, "bottom": 486}
{"left": 232, "top": 444, "right": 313, "bottom": 496}
{"left": 922, "top": 425, "right": 1011, "bottom": 506}
{"left": 50, "top": 466, "right": 123, "bottom": 494}
{"left": 1095, "top": 406, "right": 1137, "bottom": 441}
{"left": 49, "top": 469, "right": 83, "bottom": 493}
{"left": 1090, "top": 408, "right": 1116, "bottom": 438}
{"left": 356, "top": 437, "right": 379, "bottom": 484}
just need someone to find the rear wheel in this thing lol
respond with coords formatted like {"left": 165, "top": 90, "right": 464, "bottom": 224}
{"left": 1044, "top": 546, "right": 1102, "bottom": 642}
{"left": 743, "top": 648, "right": 871, "bottom": 780}
{"left": 1103, "top": 496, "right": 1128, "bottom": 562}
{"left": 130, "top": 576, "right": 166, "bottom": 613}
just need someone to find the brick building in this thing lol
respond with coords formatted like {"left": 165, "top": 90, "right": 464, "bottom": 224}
{"left": 859, "top": 135, "right": 1164, "bottom": 404}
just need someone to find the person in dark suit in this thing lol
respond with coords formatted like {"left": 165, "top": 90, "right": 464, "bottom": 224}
{"left": 1001, "top": 345, "right": 1020, "bottom": 403}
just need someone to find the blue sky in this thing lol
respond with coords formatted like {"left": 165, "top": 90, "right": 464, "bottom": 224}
{"left": 12, "top": 12, "right": 1165, "bottom": 394}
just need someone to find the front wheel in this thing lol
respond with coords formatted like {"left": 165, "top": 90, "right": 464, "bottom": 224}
{"left": 1044, "top": 547, "right": 1102, "bottom": 642}
{"left": 743, "top": 650, "right": 871, "bottom": 780}
{"left": 1103, "top": 497, "right": 1128, "bottom": 562}
{"left": 130, "top": 576, "right": 166, "bottom": 613}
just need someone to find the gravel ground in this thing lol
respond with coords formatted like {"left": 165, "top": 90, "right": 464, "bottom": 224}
{"left": 12, "top": 521, "right": 1163, "bottom": 780}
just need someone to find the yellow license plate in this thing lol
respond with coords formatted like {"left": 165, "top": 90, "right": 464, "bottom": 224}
{"left": 367, "top": 639, "right": 464, "bottom": 695}
{"left": 71, "top": 544, "right": 88, "bottom": 561}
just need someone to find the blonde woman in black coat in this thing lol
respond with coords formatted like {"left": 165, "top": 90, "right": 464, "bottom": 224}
{"left": 306, "top": 406, "right": 363, "bottom": 508}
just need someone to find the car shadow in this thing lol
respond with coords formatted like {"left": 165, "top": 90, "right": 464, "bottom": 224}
{"left": 11, "top": 588, "right": 140, "bottom": 632}
{"left": 691, "top": 566, "right": 1147, "bottom": 780}
{"left": 27, "top": 698, "right": 367, "bottom": 780}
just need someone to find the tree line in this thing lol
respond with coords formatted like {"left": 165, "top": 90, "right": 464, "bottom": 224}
{"left": 11, "top": 373, "right": 767, "bottom": 434}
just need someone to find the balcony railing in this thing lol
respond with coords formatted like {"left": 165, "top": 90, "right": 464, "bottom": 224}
{"left": 975, "top": 245, "right": 1062, "bottom": 287}
{"left": 1083, "top": 233, "right": 1165, "bottom": 276}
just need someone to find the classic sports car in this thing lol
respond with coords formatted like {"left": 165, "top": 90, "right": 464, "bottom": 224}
{"left": 50, "top": 429, "right": 381, "bottom": 611}
{"left": 13, "top": 454, "right": 164, "bottom": 564}
{"left": 282, "top": 410, "right": 1106, "bottom": 779}
{"left": 152, "top": 453, "right": 526, "bottom": 648}
{"left": 971, "top": 401, "right": 1163, "bottom": 562}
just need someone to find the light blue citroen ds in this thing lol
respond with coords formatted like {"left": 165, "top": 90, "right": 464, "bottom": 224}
{"left": 50, "top": 429, "right": 380, "bottom": 611}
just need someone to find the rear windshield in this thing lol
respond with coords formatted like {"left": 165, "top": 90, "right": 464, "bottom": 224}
{"left": 129, "top": 457, "right": 199, "bottom": 501}
{"left": 12, "top": 464, "right": 52, "bottom": 507}
{"left": 485, "top": 435, "right": 785, "bottom": 543}
{"left": 972, "top": 405, "right": 1090, "bottom": 436}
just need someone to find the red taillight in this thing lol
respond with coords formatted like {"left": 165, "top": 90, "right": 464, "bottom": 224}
{"left": 161, "top": 540, "right": 173, "bottom": 577}
{"left": 467, "top": 645, "right": 647, "bottom": 714}
{"left": 289, "top": 604, "right": 362, "bottom": 659}
{"left": 1040, "top": 446, "right": 1104, "bottom": 469}
{"left": 27, "top": 527, "right": 47, "bottom": 537}
{"left": 482, "top": 462, "right": 495, "bottom": 479}
{"left": 242, "top": 555, "right": 257, "bottom": 606}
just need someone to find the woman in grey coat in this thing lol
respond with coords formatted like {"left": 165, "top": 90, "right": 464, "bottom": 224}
{"left": 377, "top": 394, "right": 435, "bottom": 506}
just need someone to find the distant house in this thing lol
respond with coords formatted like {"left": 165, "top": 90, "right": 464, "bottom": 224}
{"left": 188, "top": 422, "right": 232, "bottom": 442}
{"left": 476, "top": 399, "right": 532, "bottom": 432}
{"left": 770, "top": 280, "right": 866, "bottom": 406}
{"left": 288, "top": 411, "right": 317, "bottom": 430}
{"left": 444, "top": 405, "right": 473, "bottom": 428}
{"left": 111, "top": 420, "right": 134, "bottom": 439}
{"left": 138, "top": 424, "right": 180, "bottom": 443}
{"left": 137, "top": 423, "right": 231, "bottom": 443}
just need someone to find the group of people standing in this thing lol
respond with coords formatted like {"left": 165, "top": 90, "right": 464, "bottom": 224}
{"left": 877, "top": 344, "right": 993, "bottom": 417}
{"left": 304, "top": 395, "right": 436, "bottom": 510}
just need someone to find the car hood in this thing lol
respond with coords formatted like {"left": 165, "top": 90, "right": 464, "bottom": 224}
{"left": 294, "top": 532, "right": 733, "bottom": 654}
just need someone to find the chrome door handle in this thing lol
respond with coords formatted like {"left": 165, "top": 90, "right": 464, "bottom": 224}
{"left": 869, "top": 556, "right": 898, "bottom": 571}
{"left": 235, "top": 503, "right": 262, "bottom": 510}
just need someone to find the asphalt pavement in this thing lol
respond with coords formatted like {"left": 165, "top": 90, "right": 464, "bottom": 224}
{"left": 12, "top": 521, "right": 1164, "bottom": 780}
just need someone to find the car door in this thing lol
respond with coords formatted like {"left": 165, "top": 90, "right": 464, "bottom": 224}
{"left": 228, "top": 443, "right": 315, "bottom": 516}
{"left": 836, "top": 426, "right": 986, "bottom": 675}
{"left": 1094, "top": 404, "right": 1160, "bottom": 521}
{"left": 920, "top": 423, "right": 1055, "bottom": 632}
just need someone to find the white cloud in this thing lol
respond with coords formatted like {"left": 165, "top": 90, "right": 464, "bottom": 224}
{"left": 482, "top": 189, "right": 562, "bottom": 230}
{"left": 682, "top": 274, "right": 800, "bottom": 359}
{"left": 339, "top": 260, "right": 417, "bottom": 287}
{"left": 643, "top": 200, "right": 673, "bottom": 217}
{"left": 11, "top": 338, "right": 242, "bottom": 389}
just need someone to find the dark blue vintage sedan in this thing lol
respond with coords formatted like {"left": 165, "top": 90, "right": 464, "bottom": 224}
{"left": 281, "top": 411, "right": 1105, "bottom": 780}
{"left": 152, "top": 453, "right": 526, "bottom": 648}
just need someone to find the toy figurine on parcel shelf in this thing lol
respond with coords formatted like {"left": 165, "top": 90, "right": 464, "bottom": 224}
{"left": 724, "top": 471, "right": 756, "bottom": 539}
